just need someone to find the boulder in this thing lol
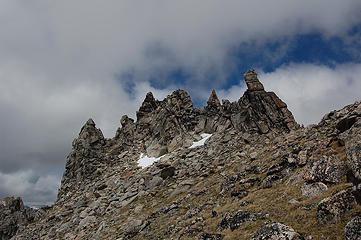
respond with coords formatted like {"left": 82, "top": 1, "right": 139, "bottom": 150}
{"left": 251, "top": 221, "right": 304, "bottom": 240}
{"left": 317, "top": 188, "right": 355, "bottom": 225}
{"left": 198, "top": 233, "right": 225, "bottom": 240}
{"left": 304, "top": 155, "right": 347, "bottom": 184}
{"left": 301, "top": 182, "right": 328, "bottom": 197}
{"left": 345, "top": 215, "right": 361, "bottom": 240}
{"left": 219, "top": 210, "right": 267, "bottom": 231}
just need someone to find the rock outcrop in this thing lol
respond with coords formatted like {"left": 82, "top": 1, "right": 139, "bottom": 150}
{"left": 5, "top": 70, "right": 361, "bottom": 240}
{"left": 317, "top": 188, "right": 356, "bottom": 225}
{"left": 0, "top": 197, "right": 36, "bottom": 240}
{"left": 57, "top": 118, "right": 106, "bottom": 203}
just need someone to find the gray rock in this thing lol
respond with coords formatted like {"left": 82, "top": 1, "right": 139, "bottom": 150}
{"left": 125, "top": 218, "right": 148, "bottom": 238}
{"left": 304, "top": 155, "right": 347, "bottom": 184}
{"left": 147, "top": 176, "right": 163, "bottom": 190}
{"left": 317, "top": 188, "right": 355, "bottom": 225}
{"left": 198, "top": 233, "right": 224, "bottom": 240}
{"left": 0, "top": 197, "right": 34, "bottom": 240}
{"left": 219, "top": 210, "right": 267, "bottom": 231}
{"left": 79, "top": 215, "right": 96, "bottom": 228}
{"left": 244, "top": 69, "right": 264, "bottom": 91}
{"left": 297, "top": 150, "right": 308, "bottom": 166}
{"left": 301, "top": 182, "right": 328, "bottom": 197}
{"left": 341, "top": 119, "right": 361, "bottom": 183}
{"left": 345, "top": 215, "right": 361, "bottom": 240}
{"left": 252, "top": 221, "right": 304, "bottom": 240}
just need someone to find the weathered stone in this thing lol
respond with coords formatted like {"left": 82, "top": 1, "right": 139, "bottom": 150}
{"left": 198, "top": 233, "right": 225, "bottom": 240}
{"left": 252, "top": 221, "right": 304, "bottom": 240}
{"left": 262, "top": 175, "right": 281, "bottom": 188}
{"left": 297, "top": 150, "right": 308, "bottom": 166}
{"left": 147, "top": 176, "right": 163, "bottom": 190}
{"left": 219, "top": 210, "right": 267, "bottom": 231}
{"left": 341, "top": 119, "right": 361, "bottom": 184}
{"left": 317, "top": 188, "right": 355, "bottom": 225}
{"left": 57, "top": 118, "right": 106, "bottom": 203}
{"left": 207, "top": 90, "right": 221, "bottom": 109}
{"left": 301, "top": 182, "right": 328, "bottom": 197}
{"left": 0, "top": 197, "right": 34, "bottom": 240}
{"left": 136, "top": 92, "right": 158, "bottom": 120}
{"left": 125, "top": 218, "right": 148, "bottom": 238}
{"left": 345, "top": 215, "right": 361, "bottom": 240}
{"left": 244, "top": 69, "right": 264, "bottom": 91}
{"left": 304, "top": 155, "right": 347, "bottom": 184}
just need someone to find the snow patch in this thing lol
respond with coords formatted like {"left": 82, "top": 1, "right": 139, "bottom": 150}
{"left": 138, "top": 154, "right": 162, "bottom": 168}
{"left": 190, "top": 133, "right": 212, "bottom": 149}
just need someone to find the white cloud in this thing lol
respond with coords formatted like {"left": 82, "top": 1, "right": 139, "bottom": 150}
{"left": 0, "top": 170, "right": 60, "bottom": 207}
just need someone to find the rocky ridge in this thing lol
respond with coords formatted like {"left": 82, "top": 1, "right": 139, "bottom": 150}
{"left": 3, "top": 69, "right": 361, "bottom": 239}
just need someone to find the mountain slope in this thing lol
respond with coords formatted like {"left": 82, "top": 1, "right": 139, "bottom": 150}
{"left": 4, "top": 70, "right": 361, "bottom": 240}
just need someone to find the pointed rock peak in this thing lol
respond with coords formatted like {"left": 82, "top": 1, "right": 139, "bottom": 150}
{"left": 244, "top": 69, "right": 264, "bottom": 91}
{"left": 86, "top": 118, "right": 95, "bottom": 126}
{"left": 138, "top": 91, "right": 158, "bottom": 115}
{"left": 166, "top": 89, "right": 193, "bottom": 109}
{"left": 207, "top": 89, "right": 221, "bottom": 107}
{"left": 79, "top": 118, "right": 104, "bottom": 143}
{"left": 81, "top": 118, "right": 97, "bottom": 132}
{"left": 144, "top": 91, "right": 155, "bottom": 103}
{"left": 120, "top": 115, "right": 134, "bottom": 127}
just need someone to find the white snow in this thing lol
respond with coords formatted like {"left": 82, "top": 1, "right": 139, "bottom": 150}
{"left": 138, "top": 133, "right": 212, "bottom": 167}
{"left": 189, "top": 133, "right": 212, "bottom": 149}
{"left": 138, "top": 154, "right": 162, "bottom": 168}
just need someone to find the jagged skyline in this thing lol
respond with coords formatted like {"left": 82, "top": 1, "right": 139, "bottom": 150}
{"left": 0, "top": 1, "right": 361, "bottom": 206}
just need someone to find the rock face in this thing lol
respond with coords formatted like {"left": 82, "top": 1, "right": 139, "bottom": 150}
{"left": 304, "top": 155, "right": 347, "bottom": 184}
{"left": 317, "top": 188, "right": 355, "bottom": 225}
{"left": 6, "top": 70, "right": 361, "bottom": 240}
{"left": 57, "top": 118, "right": 106, "bottom": 203}
{"left": 244, "top": 69, "right": 264, "bottom": 91}
{"left": 0, "top": 197, "right": 35, "bottom": 240}
{"left": 341, "top": 118, "right": 361, "bottom": 184}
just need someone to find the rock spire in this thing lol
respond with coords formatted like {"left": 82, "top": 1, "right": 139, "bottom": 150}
{"left": 244, "top": 69, "right": 264, "bottom": 91}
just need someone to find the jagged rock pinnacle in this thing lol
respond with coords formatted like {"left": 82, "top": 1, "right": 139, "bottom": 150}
{"left": 244, "top": 69, "right": 264, "bottom": 91}
{"left": 120, "top": 115, "right": 134, "bottom": 127}
{"left": 85, "top": 118, "right": 95, "bottom": 126}
{"left": 207, "top": 89, "right": 221, "bottom": 108}
{"left": 78, "top": 118, "right": 104, "bottom": 144}
{"left": 136, "top": 92, "right": 158, "bottom": 120}
{"left": 166, "top": 89, "right": 193, "bottom": 110}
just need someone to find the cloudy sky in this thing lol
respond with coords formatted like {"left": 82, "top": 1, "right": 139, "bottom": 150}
{"left": 1, "top": 0, "right": 361, "bottom": 207}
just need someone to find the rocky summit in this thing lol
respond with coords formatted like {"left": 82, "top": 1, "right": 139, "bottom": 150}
{"left": 2, "top": 70, "right": 361, "bottom": 240}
